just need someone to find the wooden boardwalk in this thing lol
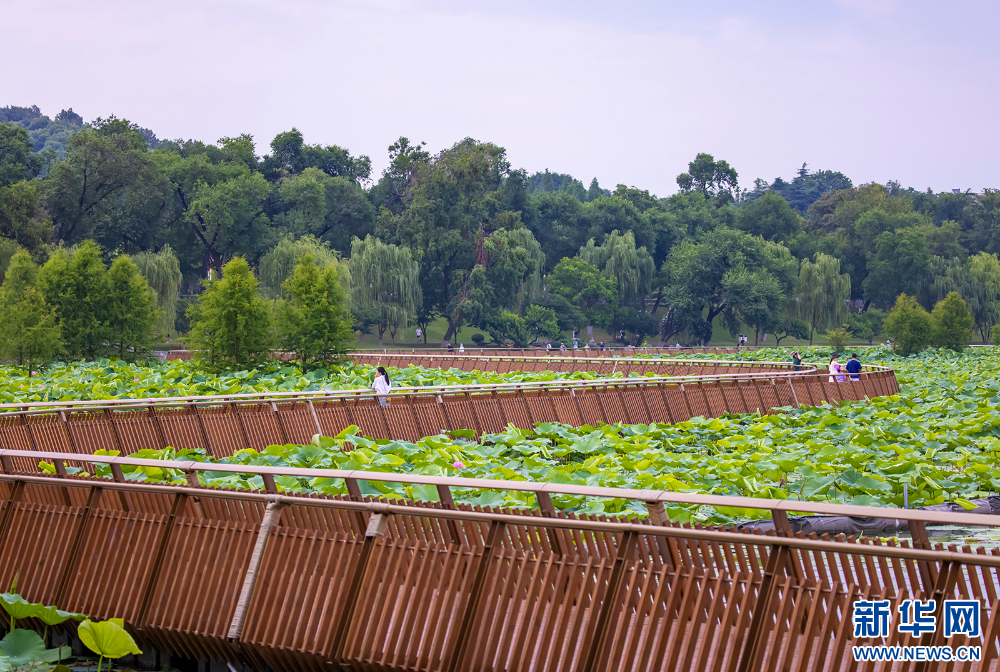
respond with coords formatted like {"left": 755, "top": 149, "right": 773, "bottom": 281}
{"left": 0, "top": 452, "right": 997, "bottom": 671}
{"left": 0, "top": 359, "right": 898, "bottom": 461}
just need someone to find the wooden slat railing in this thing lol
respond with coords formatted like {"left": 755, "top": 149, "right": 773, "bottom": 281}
{"left": 0, "top": 453, "right": 995, "bottom": 672}
{"left": 0, "top": 364, "right": 898, "bottom": 461}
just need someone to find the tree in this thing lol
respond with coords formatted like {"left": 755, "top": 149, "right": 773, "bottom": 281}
{"left": 883, "top": 294, "right": 932, "bottom": 356}
{"left": 258, "top": 235, "right": 349, "bottom": 299}
{"left": 42, "top": 117, "right": 168, "bottom": 249}
{"left": 37, "top": 241, "right": 111, "bottom": 360}
{"left": 578, "top": 230, "right": 655, "bottom": 309}
{"left": 0, "top": 180, "right": 54, "bottom": 254}
{"left": 0, "top": 251, "right": 62, "bottom": 373}
{"left": 824, "top": 326, "right": 852, "bottom": 353}
{"left": 847, "top": 309, "right": 886, "bottom": 344}
{"left": 187, "top": 256, "right": 274, "bottom": 371}
{"left": 273, "top": 168, "right": 375, "bottom": 254}
{"left": 524, "top": 304, "right": 560, "bottom": 343}
{"left": 863, "top": 228, "right": 931, "bottom": 307}
{"left": 547, "top": 257, "right": 616, "bottom": 328}
{"left": 184, "top": 169, "right": 273, "bottom": 278}
{"left": 735, "top": 192, "right": 801, "bottom": 241}
{"left": 106, "top": 255, "right": 159, "bottom": 360}
{"left": 349, "top": 235, "right": 421, "bottom": 347}
{"left": 132, "top": 245, "right": 183, "bottom": 335}
{"left": 676, "top": 153, "right": 738, "bottom": 199}
{"left": 797, "top": 253, "right": 851, "bottom": 345}
{"left": 662, "top": 229, "right": 795, "bottom": 345}
{"left": 772, "top": 315, "right": 810, "bottom": 345}
{"left": 0, "top": 123, "right": 42, "bottom": 186}
{"left": 930, "top": 292, "right": 973, "bottom": 351}
{"left": 486, "top": 311, "right": 530, "bottom": 347}
{"left": 279, "top": 253, "right": 353, "bottom": 371}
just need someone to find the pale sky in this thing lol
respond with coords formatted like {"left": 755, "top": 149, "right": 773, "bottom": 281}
{"left": 4, "top": 0, "right": 998, "bottom": 195}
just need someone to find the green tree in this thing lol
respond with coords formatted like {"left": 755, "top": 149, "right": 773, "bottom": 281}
{"left": 0, "top": 180, "right": 53, "bottom": 254}
{"left": 578, "top": 229, "right": 655, "bottom": 309}
{"left": 37, "top": 241, "right": 111, "bottom": 360}
{"left": 675, "top": 153, "right": 739, "bottom": 199}
{"left": 824, "top": 326, "right": 852, "bottom": 353}
{"left": 547, "top": 257, "right": 616, "bottom": 328}
{"left": 735, "top": 192, "right": 801, "bottom": 241}
{"left": 863, "top": 228, "right": 931, "bottom": 307}
{"left": 187, "top": 256, "right": 274, "bottom": 371}
{"left": 847, "top": 309, "right": 886, "bottom": 344}
{"left": 487, "top": 310, "right": 530, "bottom": 347}
{"left": 132, "top": 245, "right": 183, "bottom": 335}
{"left": 279, "top": 253, "right": 353, "bottom": 371}
{"left": 524, "top": 304, "right": 560, "bottom": 343}
{"left": 0, "top": 251, "right": 62, "bottom": 373}
{"left": 258, "top": 235, "right": 349, "bottom": 299}
{"left": 930, "top": 292, "right": 973, "bottom": 351}
{"left": 272, "top": 168, "right": 375, "bottom": 254}
{"left": 662, "top": 229, "right": 795, "bottom": 345}
{"left": 796, "top": 253, "right": 851, "bottom": 345}
{"left": 0, "top": 123, "right": 43, "bottom": 186}
{"left": 883, "top": 293, "right": 933, "bottom": 356}
{"left": 349, "top": 235, "right": 421, "bottom": 347}
{"left": 107, "top": 255, "right": 159, "bottom": 360}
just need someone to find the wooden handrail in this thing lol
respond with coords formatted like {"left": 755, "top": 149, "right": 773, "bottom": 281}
{"left": 3, "top": 447, "right": 990, "bottom": 529}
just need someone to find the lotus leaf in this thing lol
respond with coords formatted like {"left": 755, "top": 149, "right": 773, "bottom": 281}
{"left": 78, "top": 618, "right": 142, "bottom": 670}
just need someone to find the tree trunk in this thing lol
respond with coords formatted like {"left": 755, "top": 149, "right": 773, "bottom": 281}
{"left": 443, "top": 320, "right": 456, "bottom": 344}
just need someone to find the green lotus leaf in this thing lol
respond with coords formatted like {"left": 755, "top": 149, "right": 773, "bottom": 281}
{"left": 78, "top": 619, "right": 142, "bottom": 660}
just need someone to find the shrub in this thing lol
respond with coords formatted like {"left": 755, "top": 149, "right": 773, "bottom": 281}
{"left": 930, "top": 292, "right": 973, "bottom": 351}
{"left": 471, "top": 333, "right": 484, "bottom": 345}
{"left": 824, "top": 326, "right": 852, "bottom": 353}
{"left": 884, "top": 293, "right": 932, "bottom": 356}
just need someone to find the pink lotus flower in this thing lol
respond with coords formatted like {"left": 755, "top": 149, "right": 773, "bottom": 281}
{"left": 30, "top": 371, "right": 36, "bottom": 375}
{"left": 134, "top": 378, "right": 139, "bottom": 382}
{"left": 452, "top": 461, "right": 465, "bottom": 469}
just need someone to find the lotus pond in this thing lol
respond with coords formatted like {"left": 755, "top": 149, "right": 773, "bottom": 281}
{"left": 41, "top": 347, "right": 1000, "bottom": 524}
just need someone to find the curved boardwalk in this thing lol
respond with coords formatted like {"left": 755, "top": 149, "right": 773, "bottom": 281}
{"left": 0, "top": 454, "right": 997, "bottom": 672}
{"left": 0, "top": 358, "right": 897, "bottom": 462}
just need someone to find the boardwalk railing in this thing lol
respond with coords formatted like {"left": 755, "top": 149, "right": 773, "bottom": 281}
{"left": 0, "top": 451, "right": 996, "bottom": 672}
{"left": 0, "top": 362, "right": 898, "bottom": 460}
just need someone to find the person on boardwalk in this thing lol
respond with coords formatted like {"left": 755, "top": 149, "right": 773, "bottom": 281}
{"left": 791, "top": 351, "right": 802, "bottom": 371}
{"left": 828, "top": 355, "right": 841, "bottom": 383}
{"left": 447, "top": 342, "right": 453, "bottom": 352}
{"left": 458, "top": 343, "right": 465, "bottom": 354}
{"left": 560, "top": 342, "right": 567, "bottom": 354}
{"left": 584, "top": 343, "right": 590, "bottom": 354}
{"left": 846, "top": 352, "right": 862, "bottom": 381}
{"left": 599, "top": 341, "right": 605, "bottom": 352}
{"left": 372, "top": 366, "right": 391, "bottom": 406}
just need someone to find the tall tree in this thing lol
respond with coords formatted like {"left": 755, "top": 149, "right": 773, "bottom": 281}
{"left": 187, "top": 256, "right": 274, "bottom": 371}
{"left": 0, "top": 180, "right": 53, "bottom": 254}
{"left": 884, "top": 293, "right": 932, "bottom": 356}
{"left": 796, "top": 253, "right": 851, "bottom": 345}
{"left": 279, "top": 253, "right": 353, "bottom": 371}
{"left": 735, "top": 192, "right": 801, "bottom": 241}
{"left": 107, "top": 255, "right": 159, "bottom": 360}
{"left": 547, "top": 257, "right": 617, "bottom": 328}
{"left": 132, "top": 245, "right": 183, "bottom": 335}
{"left": 0, "top": 251, "right": 62, "bottom": 374}
{"left": 37, "top": 241, "right": 111, "bottom": 360}
{"left": 863, "top": 228, "right": 931, "bottom": 307}
{"left": 0, "top": 123, "right": 43, "bottom": 186}
{"left": 578, "top": 230, "right": 655, "bottom": 309}
{"left": 258, "top": 235, "right": 349, "bottom": 299}
{"left": 676, "top": 153, "right": 739, "bottom": 199}
{"left": 930, "top": 292, "right": 973, "bottom": 351}
{"left": 349, "top": 235, "right": 421, "bottom": 348}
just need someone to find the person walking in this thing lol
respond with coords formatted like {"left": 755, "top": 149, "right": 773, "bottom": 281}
{"left": 560, "top": 342, "right": 567, "bottom": 354}
{"left": 458, "top": 343, "right": 465, "bottom": 354}
{"left": 791, "top": 351, "right": 802, "bottom": 371}
{"left": 447, "top": 342, "right": 453, "bottom": 353}
{"left": 546, "top": 342, "right": 552, "bottom": 352}
{"left": 584, "top": 343, "right": 591, "bottom": 355}
{"left": 599, "top": 341, "right": 605, "bottom": 352}
{"left": 846, "top": 353, "right": 862, "bottom": 381}
{"left": 372, "top": 366, "right": 391, "bottom": 406}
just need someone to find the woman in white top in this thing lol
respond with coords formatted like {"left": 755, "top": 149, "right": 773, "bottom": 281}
{"left": 458, "top": 343, "right": 465, "bottom": 354}
{"left": 828, "top": 356, "right": 840, "bottom": 383}
{"left": 372, "top": 366, "right": 391, "bottom": 406}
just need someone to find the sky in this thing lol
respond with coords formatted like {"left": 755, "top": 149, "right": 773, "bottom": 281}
{"left": 4, "top": 0, "right": 998, "bottom": 195}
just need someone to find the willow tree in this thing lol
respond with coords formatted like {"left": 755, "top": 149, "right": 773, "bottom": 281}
{"left": 259, "top": 235, "right": 350, "bottom": 299}
{"left": 495, "top": 227, "right": 544, "bottom": 311}
{"left": 349, "top": 235, "right": 420, "bottom": 347}
{"left": 797, "top": 253, "right": 851, "bottom": 345}
{"left": 962, "top": 253, "right": 1000, "bottom": 343}
{"left": 578, "top": 230, "right": 655, "bottom": 308}
{"left": 132, "top": 245, "right": 182, "bottom": 334}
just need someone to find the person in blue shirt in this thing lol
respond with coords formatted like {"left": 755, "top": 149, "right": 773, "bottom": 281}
{"left": 846, "top": 353, "right": 862, "bottom": 381}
